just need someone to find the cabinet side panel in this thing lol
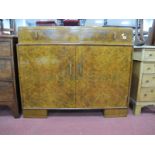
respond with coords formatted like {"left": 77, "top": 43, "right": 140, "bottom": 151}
{"left": 130, "top": 61, "right": 141, "bottom": 100}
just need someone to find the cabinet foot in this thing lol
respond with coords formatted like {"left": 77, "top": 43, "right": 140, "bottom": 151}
{"left": 23, "top": 109, "right": 47, "bottom": 118}
{"left": 133, "top": 105, "right": 142, "bottom": 115}
{"left": 104, "top": 108, "right": 128, "bottom": 118}
{"left": 9, "top": 104, "right": 20, "bottom": 118}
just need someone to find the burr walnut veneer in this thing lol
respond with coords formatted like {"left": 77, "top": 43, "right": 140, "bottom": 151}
{"left": 17, "top": 27, "right": 133, "bottom": 118}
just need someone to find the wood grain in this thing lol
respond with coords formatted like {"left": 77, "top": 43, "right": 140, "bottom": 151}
{"left": 18, "top": 27, "right": 133, "bottom": 117}
{"left": 0, "top": 36, "right": 19, "bottom": 118}
{"left": 0, "top": 41, "right": 11, "bottom": 56}
{"left": 0, "top": 59, "right": 12, "bottom": 80}
{"left": 0, "top": 82, "right": 14, "bottom": 102}
{"left": 76, "top": 46, "right": 132, "bottom": 108}
{"left": 18, "top": 45, "right": 76, "bottom": 108}
{"left": 18, "top": 27, "right": 132, "bottom": 45}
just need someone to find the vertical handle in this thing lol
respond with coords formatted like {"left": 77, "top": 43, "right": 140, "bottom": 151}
{"left": 78, "top": 63, "right": 83, "bottom": 76}
{"left": 32, "top": 31, "right": 39, "bottom": 40}
{"left": 69, "top": 62, "right": 72, "bottom": 76}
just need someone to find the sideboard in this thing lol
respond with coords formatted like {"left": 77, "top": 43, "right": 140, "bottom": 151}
{"left": 17, "top": 26, "right": 133, "bottom": 118}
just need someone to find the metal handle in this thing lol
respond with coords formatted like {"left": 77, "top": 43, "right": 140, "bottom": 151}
{"left": 68, "top": 62, "right": 72, "bottom": 76}
{"left": 69, "top": 62, "right": 72, "bottom": 76}
{"left": 78, "top": 63, "right": 83, "bottom": 76}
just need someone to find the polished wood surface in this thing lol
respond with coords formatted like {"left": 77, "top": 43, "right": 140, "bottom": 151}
{"left": 0, "top": 36, "right": 19, "bottom": 118}
{"left": 104, "top": 108, "right": 128, "bottom": 117}
{"left": 18, "top": 26, "right": 133, "bottom": 117}
{"left": 0, "top": 41, "right": 11, "bottom": 56}
{"left": 18, "top": 45, "right": 76, "bottom": 108}
{"left": 76, "top": 46, "right": 132, "bottom": 108}
{"left": 0, "top": 59, "right": 12, "bottom": 80}
{"left": 18, "top": 26, "right": 132, "bottom": 45}
{"left": 23, "top": 109, "right": 47, "bottom": 118}
{"left": 0, "top": 82, "right": 14, "bottom": 101}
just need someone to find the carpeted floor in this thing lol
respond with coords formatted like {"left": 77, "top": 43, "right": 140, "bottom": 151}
{"left": 0, "top": 107, "right": 155, "bottom": 135}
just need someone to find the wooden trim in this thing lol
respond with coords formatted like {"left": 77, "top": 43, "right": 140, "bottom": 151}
{"left": 18, "top": 43, "right": 133, "bottom": 46}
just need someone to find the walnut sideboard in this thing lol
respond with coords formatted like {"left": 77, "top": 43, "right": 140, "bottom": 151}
{"left": 0, "top": 35, "right": 20, "bottom": 118}
{"left": 17, "top": 26, "right": 133, "bottom": 118}
{"left": 130, "top": 46, "right": 155, "bottom": 115}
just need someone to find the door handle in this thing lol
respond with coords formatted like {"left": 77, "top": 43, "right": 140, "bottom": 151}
{"left": 67, "top": 61, "right": 72, "bottom": 77}
{"left": 69, "top": 62, "right": 72, "bottom": 76}
{"left": 78, "top": 63, "right": 83, "bottom": 76}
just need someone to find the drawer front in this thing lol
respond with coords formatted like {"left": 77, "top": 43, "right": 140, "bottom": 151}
{"left": 144, "top": 50, "right": 155, "bottom": 61}
{"left": 0, "top": 82, "right": 14, "bottom": 101}
{"left": 0, "top": 59, "right": 13, "bottom": 80}
{"left": 139, "top": 88, "right": 155, "bottom": 101}
{"left": 18, "top": 27, "right": 132, "bottom": 45}
{"left": 143, "top": 63, "right": 155, "bottom": 73}
{"left": 0, "top": 42, "right": 11, "bottom": 57}
{"left": 141, "top": 74, "right": 155, "bottom": 87}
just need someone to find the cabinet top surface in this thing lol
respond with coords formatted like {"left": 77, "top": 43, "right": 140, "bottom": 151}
{"left": 0, "top": 35, "right": 17, "bottom": 38}
{"left": 18, "top": 26, "right": 133, "bottom": 45}
{"left": 134, "top": 46, "right": 155, "bottom": 49}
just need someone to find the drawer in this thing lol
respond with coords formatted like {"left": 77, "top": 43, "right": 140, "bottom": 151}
{"left": 141, "top": 74, "right": 155, "bottom": 87}
{"left": 18, "top": 27, "right": 132, "bottom": 45}
{"left": 0, "top": 42, "right": 11, "bottom": 57}
{"left": 0, "top": 82, "right": 14, "bottom": 101}
{"left": 143, "top": 63, "right": 155, "bottom": 73}
{"left": 0, "top": 59, "right": 13, "bottom": 80}
{"left": 139, "top": 88, "right": 155, "bottom": 101}
{"left": 143, "top": 50, "right": 155, "bottom": 61}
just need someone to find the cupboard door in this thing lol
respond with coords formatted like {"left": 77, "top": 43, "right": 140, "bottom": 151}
{"left": 76, "top": 46, "right": 132, "bottom": 108}
{"left": 18, "top": 46, "right": 76, "bottom": 108}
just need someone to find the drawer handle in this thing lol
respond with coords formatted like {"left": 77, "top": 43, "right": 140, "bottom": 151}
{"left": 144, "top": 94, "right": 147, "bottom": 97}
{"left": 147, "top": 67, "right": 151, "bottom": 70}
{"left": 35, "top": 32, "right": 39, "bottom": 40}
{"left": 145, "top": 80, "right": 149, "bottom": 83}
{"left": 152, "top": 77, "right": 155, "bottom": 79}
{"left": 149, "top": 54, "right": 152, "bottom": 56}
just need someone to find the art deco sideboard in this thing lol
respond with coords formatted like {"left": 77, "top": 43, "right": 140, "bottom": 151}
{"left": 130, "top": 46, "right": 155, "bottom": 115}
{"left": 17, "top": 26, "right": 133, "bottom": 118}
{"left": 0, "top": 35, "right": 20, "bottom": 118}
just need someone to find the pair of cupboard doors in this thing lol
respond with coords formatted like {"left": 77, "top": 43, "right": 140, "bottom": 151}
{"left": 18, "top": 45, "right": 132, "bottom": 109}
